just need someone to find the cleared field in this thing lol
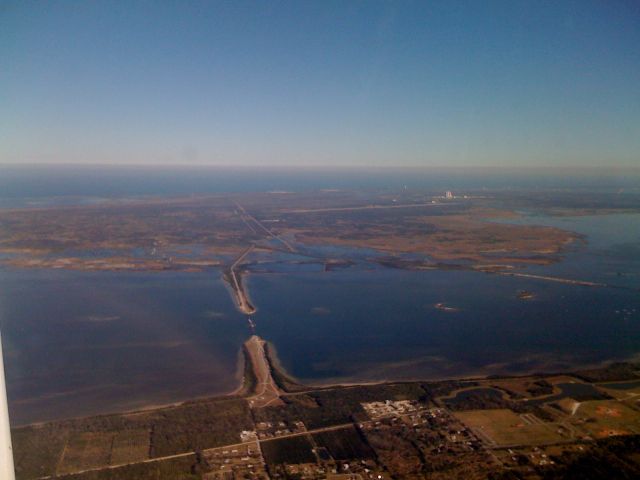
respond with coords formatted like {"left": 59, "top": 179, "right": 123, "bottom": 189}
{"left": 454, "top": 409, "right": 562, "bottom": 446}
{"left": 575, "top": 400, "right": 640, "bottom": 438}
{"left": 312, "top": 426, "right": 375, "bottom": 460}
{"left": 12, "top": 425, "right": 69, "bottom": 479}
{"left": 58, "top": 432, "right": 114, "bottom": 475}
{"left": 261, "top": 435, "right": 316, "bottom": 465}
{"left": 56, "top": 454, "right": 199, "bottom": 480}
{"left": 110, "top": 429, "right": 150, "bottom": 464}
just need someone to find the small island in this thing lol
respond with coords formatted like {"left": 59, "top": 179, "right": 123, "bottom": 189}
{"left": 434, "top": 302, "right": 459, "bottom": 312}
{"left": 517, "top": 290, "right": 536, "bottom": 300}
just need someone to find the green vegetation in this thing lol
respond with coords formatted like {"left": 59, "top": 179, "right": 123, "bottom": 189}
{"left": 526, "top": 380, "right": 554, "bottom": 397}
{"left": 539, "top": 435, "right": 640, "bottom": 479}
{"left": 150, "top": 398, "right": 252, "bottom": 457}
{"left": 261, "top": 435, "right": 316, "bottom": 465}
{"left": 57, "top": 432, "right": 115, "bottom": 475}
{"left": 422, "top": 380, "right": 479, "bottom": 401}
{"left": 454, "top": 409, "right": 562, "bottom": 446}
{"left": 574, "top": 400, "right": 640, "bottom": 438}
{"left": 11, "top": 361, "right": 640, "bottom": 480}
{"left": 312, "top": 426, "right": 375, "bottom": 460}
{"left": 12, "top": 424, "right": 69, "bottom": 479}
{"left": 575, "top": 362, "right": 640, "bottom": 383}
{"left": 443, "top": 387, "right": 555, "bottom": 421}
{"left": 57, "top": 455, "right": 199, "bottom": 480}
{"left": 254, "top": 383, "right": 426, "bottom": 429}
{"left": 12, "top": 397, "right": 251, "bottom": 479}
{"left": 110, "top": 429, "right": 151, "bottom": 465}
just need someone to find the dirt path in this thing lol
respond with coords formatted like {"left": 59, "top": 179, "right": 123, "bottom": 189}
{"left": 245, "top": 335, "right": 285, "bottom": 408}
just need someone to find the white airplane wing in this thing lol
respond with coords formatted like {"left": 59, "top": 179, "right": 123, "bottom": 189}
{"left": 0, "top": 332, "right": 15, "bottom": 479}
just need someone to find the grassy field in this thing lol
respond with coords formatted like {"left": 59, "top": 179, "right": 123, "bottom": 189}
{"left": 12, "top": 424, "right": 69, "bottom": 479}
{"left": 57, "top": 432, "right": 115, "bottom": 475}
{"left": 56, "top": 454, "right": 199, "bottom": 480}
{"left": 575, "top": 400, "right": 640, "bottom": 438}
{"left": 110, "top": 429, "right": 151, "bottom": 464}
{"left": 454, "top": 409, "right": 562, "bottom": 446}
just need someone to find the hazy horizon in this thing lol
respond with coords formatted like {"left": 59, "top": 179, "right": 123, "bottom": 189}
{"left": 2, "top": 162, "right": 640, "bottom": 173}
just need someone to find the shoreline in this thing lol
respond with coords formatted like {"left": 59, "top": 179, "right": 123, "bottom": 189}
{"left": 266, "top": 351, "right": 640, "bottom": 393}
{"left": 12, "top": 349, "right": 640, "bottom": 428}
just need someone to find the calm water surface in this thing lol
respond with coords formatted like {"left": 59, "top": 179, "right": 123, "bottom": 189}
{"left": 0, "top": 269, "right": 245, "bottom": 425}
{"left": 251, "top": 267, "right": 640, "bottom": 384}
{"left": 499, "top": 212, "right": 640, "bottom": 290}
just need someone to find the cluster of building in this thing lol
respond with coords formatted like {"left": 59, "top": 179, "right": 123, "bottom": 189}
{"left": 202, "top": 441, "right": 268, "bottom": 480}
{"left": 361, "top": 399, "right": 420, "bottom": 419}
{"left": 411, "top": 407, "right": 483, "bottom": 453}
{"left": 254, "top": 420, "right": 307, "bottom": 439}
{"left": 362, "top": 403, "right": 482, "bottom": 452}
{"left": 275, "top": 458, "right": 383, "bottom": 480}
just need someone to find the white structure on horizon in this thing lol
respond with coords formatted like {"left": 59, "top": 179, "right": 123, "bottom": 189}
{"left": 0, "top": 332, "right": 15, "bottom": 479}
{"left": 445, "top": 191, "right": 454, "bottom": 199}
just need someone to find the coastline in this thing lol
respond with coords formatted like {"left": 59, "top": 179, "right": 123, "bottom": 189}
{"left": 12, "top": 347, "right": 640, "bottom": 428}
{"left": 274, "top": 352, "right": 640, "bottom": 393}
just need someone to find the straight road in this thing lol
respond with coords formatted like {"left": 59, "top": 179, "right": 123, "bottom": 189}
{"left": 281, "top": 202, "right": 458, "bottom": 214}
{"left": 235, "top": 202, "right": 296, "bottom": 252}
{"left": 228, "top": 245, "right": 256, "bottom": 314}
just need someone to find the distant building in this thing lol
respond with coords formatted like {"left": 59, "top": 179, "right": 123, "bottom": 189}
{"left": 445, "top": 191, "right": 453, "bottom": 199}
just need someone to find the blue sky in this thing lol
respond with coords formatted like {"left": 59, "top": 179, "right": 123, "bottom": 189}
{"left": 1, "top": 1, "right": 639, "bottom": 167}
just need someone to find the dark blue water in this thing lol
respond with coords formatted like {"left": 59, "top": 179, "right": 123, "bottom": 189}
{"left": 247, "top": 213, "right": 640, "bottom": 385}
{"left": 250, "top": 268, "right": 640, "bottom": 385}
{"left": 524, "top": 383, "right": 609, "bottom": 405}
{"left": 0, "top": 269, "right": 246, "bottom": 425}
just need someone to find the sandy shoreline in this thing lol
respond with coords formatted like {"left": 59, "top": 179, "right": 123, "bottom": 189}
{"left": 15, "top": 347, "right": 640, "bottom": 428}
